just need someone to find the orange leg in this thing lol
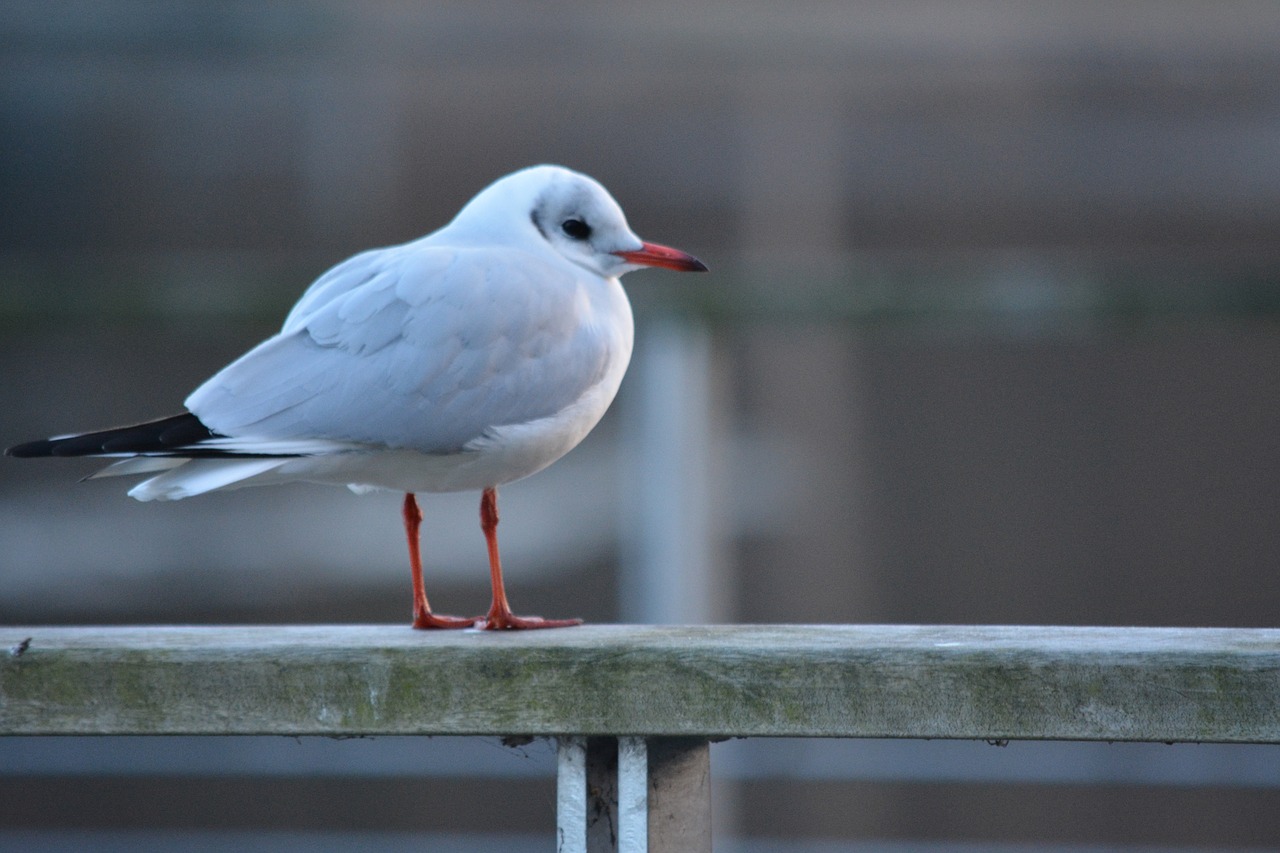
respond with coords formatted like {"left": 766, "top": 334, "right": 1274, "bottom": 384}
{"left": 478, "top": 487, "right": 583, "bottom": 630}
{"left": 403, "top": 493, "right": 475, "bottom": 630}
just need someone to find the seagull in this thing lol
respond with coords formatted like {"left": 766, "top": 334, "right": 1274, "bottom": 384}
{"left": 6, "top": 165, "right": 707, "bottom": 630}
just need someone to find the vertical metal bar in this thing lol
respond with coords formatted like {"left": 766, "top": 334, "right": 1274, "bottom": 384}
{"left": 568, "top": 736, "right": 711, "bottom": 852}
{"left": 617, "top": 736, "right": 648, "bottom": 853}
{"left": 647, "top": 737, "right": 712, "bottom": 852}
{"left": 620, "top": 319, "right": 728, "bottom": 623}
{"left": 557, "top": 736, "right": 588, "bottom": 853}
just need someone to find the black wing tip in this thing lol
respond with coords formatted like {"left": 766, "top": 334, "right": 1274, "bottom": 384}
{"left": 5, "top": 439, "right": 55, "bottom": 458}
{"left": 6, "top": 413, "right": 220, "bottom": 459}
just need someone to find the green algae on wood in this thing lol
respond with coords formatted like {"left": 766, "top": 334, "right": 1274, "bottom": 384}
{"left": 0, "top": 624, "right": 1278, "bottom": 742}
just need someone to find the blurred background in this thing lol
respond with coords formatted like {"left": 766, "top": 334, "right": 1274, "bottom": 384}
{"left": 2, "top": 1, "right": 1279, "bottom": 851}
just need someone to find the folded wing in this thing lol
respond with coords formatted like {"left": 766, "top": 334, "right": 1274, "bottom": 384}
{"left": 185, "top": 244, "right": 620, "bottom": 454}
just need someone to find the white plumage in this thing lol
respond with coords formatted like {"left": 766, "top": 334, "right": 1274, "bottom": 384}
{"left": 9, "top": 164, "right": 707, "bottom": 629}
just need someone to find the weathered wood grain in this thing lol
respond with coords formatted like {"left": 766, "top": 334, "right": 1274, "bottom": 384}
{"left": 1, "top": 625, "right": 1277, "bottom": 742}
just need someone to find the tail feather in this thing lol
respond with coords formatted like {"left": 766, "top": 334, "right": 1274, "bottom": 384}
{"left": 9, "top": 412, "right": 354, "bottom": 501}
{"left": 85, "top": 457, "right": 188, "bottom": 480}
{"left": 127, "top": 458, "right": 291, "bottom": 501}
{"left": 8, "top": 412, "right": 335, "bottom": 499}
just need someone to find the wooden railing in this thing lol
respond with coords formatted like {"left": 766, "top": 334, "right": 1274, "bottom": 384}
{"left": 3, "top": 624, "right": 1278, "bottom": 851}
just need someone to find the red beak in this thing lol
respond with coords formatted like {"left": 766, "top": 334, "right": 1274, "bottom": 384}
{"left": 614, "top": 241, "right": 708, "bottom": 272}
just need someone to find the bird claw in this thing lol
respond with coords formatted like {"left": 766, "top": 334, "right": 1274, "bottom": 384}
{"left": 478, "top": 611, "right": 584, "bottom": 631}
{"left": 411, "top": 611, "right": 478, "bottom": 630}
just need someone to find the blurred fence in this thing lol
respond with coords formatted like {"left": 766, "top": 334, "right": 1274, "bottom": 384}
{"left": 5, "top": 4, "right": 1280, "bottom": 850}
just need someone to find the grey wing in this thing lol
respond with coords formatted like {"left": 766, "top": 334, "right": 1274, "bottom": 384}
{"left": 280, "top": 242, "right": 418, "bottom": 333}
{"left": 185, "top": 246, "right": 617, "bottom": 454}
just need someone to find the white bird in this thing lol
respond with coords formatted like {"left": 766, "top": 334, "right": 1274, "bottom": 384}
{"left": 7, "top": 165, "right": 707, "bottom": 630}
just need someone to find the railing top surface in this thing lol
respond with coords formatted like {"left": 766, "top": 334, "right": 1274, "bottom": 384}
{"left": 1, "top": 624, "right": 1277, "bottom": 742}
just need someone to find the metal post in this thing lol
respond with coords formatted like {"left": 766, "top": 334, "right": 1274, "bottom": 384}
{"left": 617, "top": 737, "right": 649, "bottom": 853}
{"left": 561, "top": 736, "right": 711, "bottom": 852}
{"left": 619, "top": 318, "right": 729, "bottom": 624}
{"left": 557, "top": 736, "right": 588, "bottom": 853}
{"left": 648, "top": 737, "right": 712, "bottom": 852}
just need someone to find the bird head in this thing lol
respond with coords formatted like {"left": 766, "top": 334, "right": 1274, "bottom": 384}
{"left": 448, "top": 165, "right": 707, "bottom": 279}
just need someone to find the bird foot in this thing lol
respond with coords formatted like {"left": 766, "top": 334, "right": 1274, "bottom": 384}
{"left": 478, "top": 610, "right": 584, "bottom": 630}
{"left": 412, "top": 611, "right": 478, "bottom": 630}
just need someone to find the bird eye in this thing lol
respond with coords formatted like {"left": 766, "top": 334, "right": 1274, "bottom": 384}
{"left": 561, "top": 219, "right": 592, "bottom": 240}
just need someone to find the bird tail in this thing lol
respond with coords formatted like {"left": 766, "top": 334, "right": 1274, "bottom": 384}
{"left": 6, "top": 413, "right": 301, "bottom": 501}
{"left": 6, "top": 413, "right": 219, "bottom": 458}
{"left": 125, "top": 457, "right": 293, "bottom": 501}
